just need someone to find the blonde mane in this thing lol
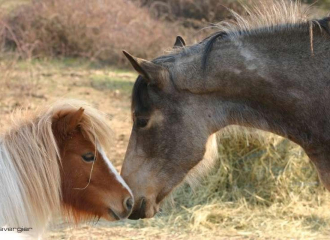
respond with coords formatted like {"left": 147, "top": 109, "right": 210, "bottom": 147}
{"left": 0, "top": 100, "right": 113, "bottom": 236}
{"left": 164, "top": 0, "right": 319, "bottom": 67}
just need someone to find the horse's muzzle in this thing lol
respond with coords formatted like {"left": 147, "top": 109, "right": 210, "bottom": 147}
{"left": 128, "top": 198, "right": 147, "bottom": 220}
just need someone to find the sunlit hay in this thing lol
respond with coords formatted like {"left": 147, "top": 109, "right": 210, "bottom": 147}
{"left": 135, "top": 127, "right": 330, "bottom": 237}
{"left": 163, "top": 133, "right": 218, "bottom": 209}
{"left": 185, "top": 133, "right": 218, "bottom": 187}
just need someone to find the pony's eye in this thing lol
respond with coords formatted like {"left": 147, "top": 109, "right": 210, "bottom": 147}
{"left": 136, "top": 118, "right": 149, "bottom": 128}
{"left": 82, "top": 152, "right": 95, "bottom": 162}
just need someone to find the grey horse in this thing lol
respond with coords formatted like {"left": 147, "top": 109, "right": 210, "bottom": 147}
{"left": 121, "top": 1, "right": 330, "bottom": 219}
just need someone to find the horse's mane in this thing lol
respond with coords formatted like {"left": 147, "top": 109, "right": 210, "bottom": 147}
{"left": 0, "top": 99, "right": 113, "bottom": 232}
{"left": 201, "top": 0, "right": 329, "bottom": 69}
{"left": 216, "top": 0, "right": 309, "bottom": 37}
{"left": 153, "top": 0, "right": 315, "bottom": 68}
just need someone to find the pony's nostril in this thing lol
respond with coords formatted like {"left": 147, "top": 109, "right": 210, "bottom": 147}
{"left": 124, "top": 197, "right": 134, "bottom": 211}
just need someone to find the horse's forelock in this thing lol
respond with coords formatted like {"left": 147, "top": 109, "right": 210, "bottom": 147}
{"left": 131, "top": 76, "right": 152, "bottom": 119}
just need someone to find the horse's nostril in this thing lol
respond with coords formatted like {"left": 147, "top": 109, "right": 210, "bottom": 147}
{"left": 124, "top": 197, "right": 134, "bottom": 211}
{"left": 140, "top": 198, "right": 146, "bottom": 212}
{"left": 128, "top": 198, "right": 147, "bottom": 220}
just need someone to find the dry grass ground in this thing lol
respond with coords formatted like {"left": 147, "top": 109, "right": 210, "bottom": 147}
{"left": 1, "top": 59, "right": 330, "bottom": 239}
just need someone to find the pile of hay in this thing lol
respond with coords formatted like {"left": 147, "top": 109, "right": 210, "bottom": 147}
{"left": 131, "top": 128, "right": 330, "bottom": 238}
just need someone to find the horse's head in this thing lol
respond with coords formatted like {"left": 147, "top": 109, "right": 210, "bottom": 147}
{"left": 121, "top": 38, "right": 218, "bottom": 219}
{"left": 52, "top": 107, "right": 133, "bottom": 222}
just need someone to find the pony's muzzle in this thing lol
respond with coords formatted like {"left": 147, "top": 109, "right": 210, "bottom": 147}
{"left": 124, "top": 196, "right": 134, "bottom": 212}
{"left": 108, "top": 197, "right": 134, "bottom": 220}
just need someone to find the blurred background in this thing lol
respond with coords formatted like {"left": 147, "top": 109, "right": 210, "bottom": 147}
{"left": 0, "top": 0, "right": 329, "bottom": 66}
{"left": 0, "top": 0, "right": 330, "bottom": 239}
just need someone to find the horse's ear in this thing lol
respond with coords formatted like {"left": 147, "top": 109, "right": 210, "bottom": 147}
{"left": 66, "top": 108, "right": 85, "bottom": 133}
{"left": 173, "top": 36, "right": 186, "bottom": 48}
{"left": 123, "top": 51, "right": 168, "bottom": 88}
{"left": 54, "top": 108, "right": 85, "bottom": 135}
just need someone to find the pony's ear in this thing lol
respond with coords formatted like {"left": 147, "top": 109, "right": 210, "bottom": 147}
{"left": 54, "top": 108, "right": 85, "bottom": 135}
{"left": 173, "top": 36, "right": 186, "bottom": 48}
{"left": 122, "top": 51, "right": 168, "bottom": 89}
{"left": 66, "top": 108, "right": 85, "bottom": 133}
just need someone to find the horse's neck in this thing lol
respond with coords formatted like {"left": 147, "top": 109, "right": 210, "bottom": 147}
{"left": 192, "top": 27, "right": 330, "bottom": 190}
{"left": 195, "top": 27, "right": 329, "bottom": 95}
{"left": 177, "top": 26, "right": 330, "bottom": 147}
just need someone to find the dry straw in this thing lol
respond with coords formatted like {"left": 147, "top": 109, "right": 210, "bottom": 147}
{"left": 130, "top": 129, "right": 330, "bottom": 238}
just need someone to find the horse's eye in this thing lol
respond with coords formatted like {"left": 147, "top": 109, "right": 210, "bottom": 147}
{"left": 136, "top": 118, "right": 149, "bottom": 128}
{"left": 82, "top": 152, "right": 95, "bottom": 162}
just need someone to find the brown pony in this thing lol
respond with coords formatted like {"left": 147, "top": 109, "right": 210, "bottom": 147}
{"left": 122, "top": 0, "right": 330, "bottom": 219}
{"left": 0, "top": 100, "right": 133, "bottom": 238}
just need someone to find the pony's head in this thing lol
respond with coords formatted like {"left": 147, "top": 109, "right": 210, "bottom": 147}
{"left": 51, "top": 103, "right": 133, "bottom": 222}
{"left": 1, "top": 100, "right": 133, "bottom": 231}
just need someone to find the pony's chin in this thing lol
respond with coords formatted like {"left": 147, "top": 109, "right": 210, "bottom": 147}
{"left": 103, "top": 208, "right": 120, "bottom": 221}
